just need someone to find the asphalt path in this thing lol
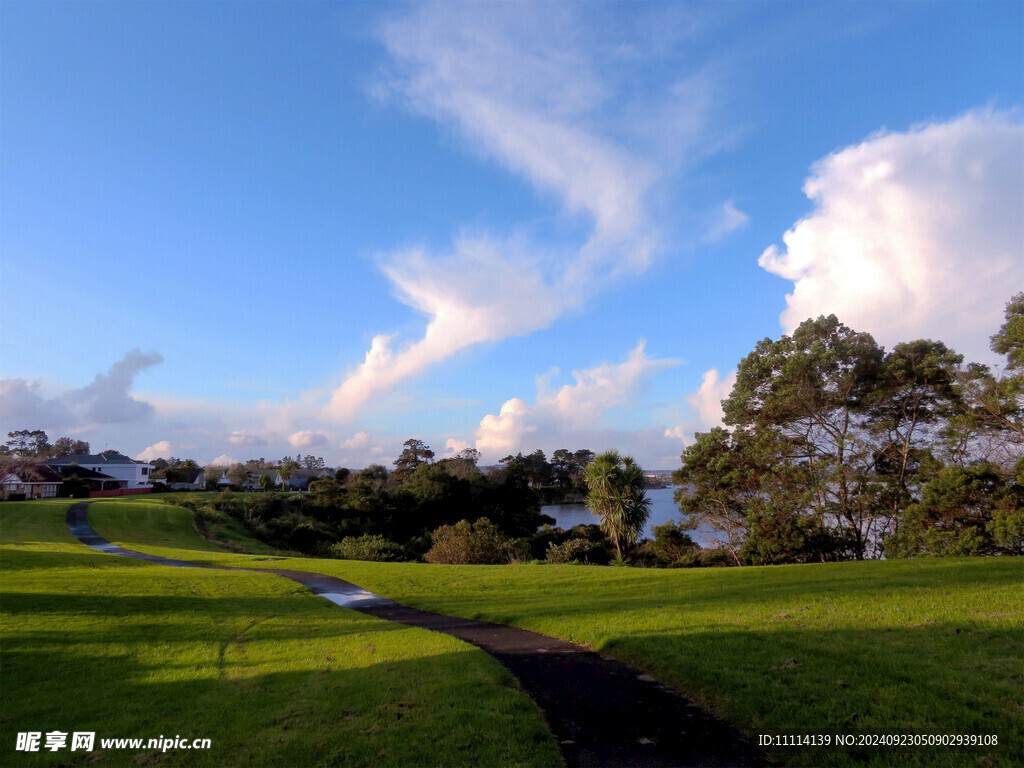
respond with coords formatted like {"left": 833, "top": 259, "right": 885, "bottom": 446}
{"left": 67, "top": 502, "right": 765, "bottom": 768}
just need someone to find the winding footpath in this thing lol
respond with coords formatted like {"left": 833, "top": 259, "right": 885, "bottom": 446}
{"left": 67, "top": 502, "right": 765, "bottom": 768}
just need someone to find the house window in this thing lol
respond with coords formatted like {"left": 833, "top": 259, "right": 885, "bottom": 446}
{"left": 141, "top": 467, "right": 148, "bottom": 476}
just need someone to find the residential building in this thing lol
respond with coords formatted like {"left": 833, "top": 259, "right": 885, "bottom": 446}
{"left": 44, "top": 453, "right": 154, "bottom": 491}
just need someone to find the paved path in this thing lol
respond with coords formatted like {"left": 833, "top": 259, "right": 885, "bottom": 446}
{"left": 67, "top": 503, "right": 765, "bottom": 768}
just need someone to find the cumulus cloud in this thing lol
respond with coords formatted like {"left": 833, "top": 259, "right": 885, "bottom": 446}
{"left": 0, "top": 350, "right": 162, "bottom": 434}
{"left": 686, "top": 368, "right": 737, "bottom": 429}
{"left": 474, "top": 342, "right": 680, "bottom": 462}
{"left": 209, "top": 454, "right": 236, "bottom": 466}
{"left": 0, "top": 378, "right": 74, "bottom": 431}
{"left": 760, "top": 109, "right": 1024, "bottom": 364}
{"left": 444, "top": 438, "right": 472, "bottom": 455}
{"left": 325, "top": 3, "right": 722, "bottom": 420}
{"left": 137, "top": 441, "right": 171, "bottom": 462}
{"left": 228, "top": 431, "right": 269, "bottom": 447}
{"left": 65, "top": 349, "right": 164, "bottom": 424}
{"left": 288, "top": 430, "right": 329, "bottom": 449}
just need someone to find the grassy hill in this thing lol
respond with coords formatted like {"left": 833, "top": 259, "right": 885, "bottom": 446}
{"left": 3, "top": 496, "right": 1022, "bottom": 767}
{"left": 0, "top": 500, "right": 559, "bottom": 767}
{"left": 85, "top": 496, "right": 1024, "bottom": 768}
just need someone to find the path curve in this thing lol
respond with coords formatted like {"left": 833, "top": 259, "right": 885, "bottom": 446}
{"left": 68, "top": 503, "right": 765, "bottom": 768}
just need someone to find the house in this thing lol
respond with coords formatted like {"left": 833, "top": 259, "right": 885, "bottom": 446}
{"left": 44, "top": 453, "right": 154, "bottom": 492}
{"left": 240, "top": 468, "right": 280, "bottom": 491}
{"left": 151, "top": 467, "right": 206, "bottom": 490}
{"left": 53, "top": 465, "right": 126, "bottom": 493}
{"left": 1, "top": 465, "right": 64, "bottom": 499}
{"left": 281, "top": 469, "right": 333, "bottom": 492}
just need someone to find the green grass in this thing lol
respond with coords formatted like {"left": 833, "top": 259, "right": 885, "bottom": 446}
{"left": 0, "top": 500, "right": 561, "bottom": 767}
{"left": 88, "top": 497, "right": 1024, "bottom": 768}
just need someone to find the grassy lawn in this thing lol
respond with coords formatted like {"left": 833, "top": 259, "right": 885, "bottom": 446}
{"left": 88, "top": 497, "right": 1024, "bottom": 768}
{"left": 0, "top": 500, "right": 561, "bottom": 767}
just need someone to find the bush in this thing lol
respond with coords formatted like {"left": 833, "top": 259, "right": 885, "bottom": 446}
{"left": 652, "top": 521, "right": 700, "bottom": 566}
{"left": 424, "top": 518, "right": 517, "bottom": 564}
{"left": 332, "top": 534, "right": 406, "bottom": 562}
{"left": 545, "top": 537, "right": 607, "bottom": 565}
{"left": 6, "top": 493, "right": 26, "bottom": 502}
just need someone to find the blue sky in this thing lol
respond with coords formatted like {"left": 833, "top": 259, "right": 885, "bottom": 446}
{"left": 2, "top": 1, "right": 1022, "bottom": 469}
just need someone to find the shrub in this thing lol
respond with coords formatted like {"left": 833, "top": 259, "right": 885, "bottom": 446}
{"left": 424, "top": 518, "right": 517, "bottom": 564}
{"left": 6, "top": 492, "right": 26, "bottom": 502}
{"left": 545, "top": 537, "right": 606, "bottom": 565}
{"left": 652, "top": 521, "right": 700, "bottom": 566}
{"left": 332, "top": 534, "right": 406, "bottom": 562}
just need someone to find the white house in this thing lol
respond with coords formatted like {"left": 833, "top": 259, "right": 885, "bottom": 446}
{"left": 44, "top": 453, "right": 154, "bottom": 490}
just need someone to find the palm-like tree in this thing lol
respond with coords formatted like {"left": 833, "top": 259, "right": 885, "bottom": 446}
{"left": 584, "top": 450, "right": 651, "bottom": 560}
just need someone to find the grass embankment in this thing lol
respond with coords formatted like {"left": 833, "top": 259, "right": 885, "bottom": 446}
{"left": 90, "top": 497, "right": 1024, "bottom": 768}
{"left": 0, "top": 500, "right": 561, "bottom": 767}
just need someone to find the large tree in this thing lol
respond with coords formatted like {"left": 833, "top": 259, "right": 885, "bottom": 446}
{"left": 867, "top": 340, "right": 963, "bottom": 539}
{"left": 944, "top": 294, "right": 1024, "bottom": 470}
{"left": 4, "top": 430, "right": 50, "bottom": 456}
{"left": 394, "top": 439, "right": 434, "bottom": 478}
{"left": 723, "top": 315, "right": 884, "bottom": 558}
{"left": 584, "top": 450, "right": 651, "bottom": 560}
{"left": 50, "top": 437, "right": 90, "bottom": 457}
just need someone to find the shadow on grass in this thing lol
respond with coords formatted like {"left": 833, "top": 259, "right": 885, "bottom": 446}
{"left": 603, "top": 625, "right": 1023, "bottom": 768}
{"left": 0, "top": 649, "right": 557, "bottom": 768}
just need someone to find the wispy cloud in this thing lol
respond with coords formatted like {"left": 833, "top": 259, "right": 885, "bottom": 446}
{"left": 326, "top": 2, "right": 725, "bottom": 420}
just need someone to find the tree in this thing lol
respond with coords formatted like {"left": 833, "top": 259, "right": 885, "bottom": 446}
{"left": 943, "top": 295, "right": 1024, "bottom": 470}
{"left": 991, "top": 291, "right": 1024, "bottom": 371}
{"left": 302, "top": 454, "right": 325, "bottom": 471}
{"left": 868, "top": 340, "right": 963, "bottom": 538}
{"left": 723, "top": 315, "right": 885, "bottom": 558}
{"left": 5, "top": 430, "right": 50, "bottom": 456}
{"left": 883, "top": 463, "right": 1019, "bottom": 557}
{"left": 455, "top": 447, "right": 481, "bottom": 465}
{"left": 674, "top": 427, "right": 817, "bottom": 565}
{"left": 50, "top": 437, "right": 90, "bottom": 457}
{"left": 278, "top": 459, "right": 300, "bottom": 491}
{"left": 584, "top": 450, "right": 651, "bottom": 560}
{"left": 257, "top": 473, "right": 273, "bottom": 492}
{"left": 394, "top": 439, "right": 434, "bottom": 478}
{"left": 227, "top": 463, "right": 252, "bottom": 487}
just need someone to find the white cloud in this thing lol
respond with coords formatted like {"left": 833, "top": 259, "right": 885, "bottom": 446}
{"left": 209, "top": 454, "right": 236, "bottom": 466}
{"left": 0, "top": 378, "right": 74, "bottom": 431}
{"left": 704, "top": 200, "right": 749, "bottom": 242}
{"left": 0, "top": 350, "right": 162, "bottom": 434}
{"left": 326, "top": 235, "right": 566, "bottom": 419}
{"left": 65, "top": 349, "right": 164, "bottom": 424}
{"left": 288, "top": 430, "right": 329, "bottom": 449}
{"left": 444, "top": 437, "right": 472, "bottom": 455}
{"left": 229, "top": 431, "right": 269, "bottom": 447}
{"left": 474, "top": 342, "right": 680, "bottom": 462}
{"left": 325, "top": 3, "right": 723, "bottom": 420}
{"left": 137, "top": 440, "right": 171, "bottom": 462}
{"left": 760, "top": 109, "right": 1024, "bottom": 364}
{"left": 686, "top": 368, "right": 737, "bottom": 430}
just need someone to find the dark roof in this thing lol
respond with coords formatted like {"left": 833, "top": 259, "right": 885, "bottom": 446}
{"left": 44, "top": 453, "right": 148, "bottom": 467}
{"left": 3, "top": 464, "right": 63, "bottom": 483}
{"left": 53, "top": 466, "right": 117, "bottom": 481}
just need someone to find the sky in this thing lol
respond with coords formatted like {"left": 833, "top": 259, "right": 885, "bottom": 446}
{"left": 1, "top": 1, "right": 1022, "bottom": 470}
